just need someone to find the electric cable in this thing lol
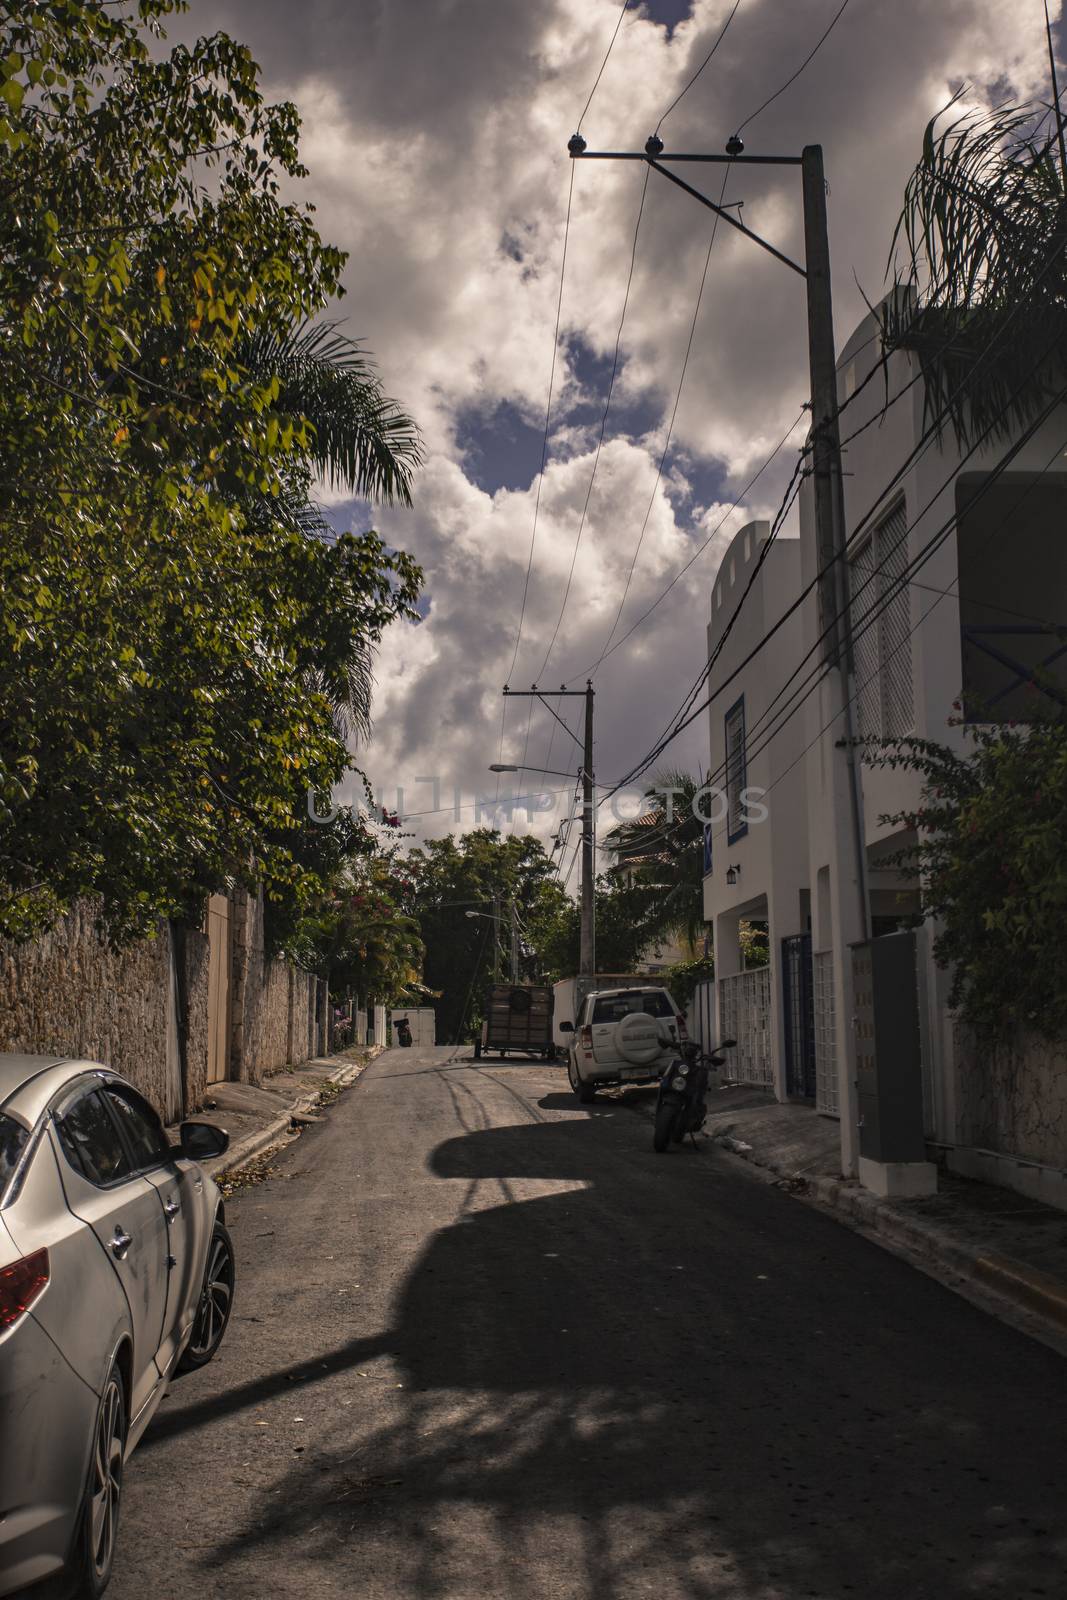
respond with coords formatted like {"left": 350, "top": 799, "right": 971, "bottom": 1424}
{"left": 734, "top": 0, "right": 853, "bottom": 137}
{"left": 654, "top": 0, "right": 744, "bottom": 133}
{"left": 576, "top": 0, "right": 632, "bottom": 136}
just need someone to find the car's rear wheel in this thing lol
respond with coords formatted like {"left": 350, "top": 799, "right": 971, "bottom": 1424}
{"left": 567, "top": 1051, "right": 596, "bottom": 1104}
{"left": 72, "top": 1359, "right": 126, "bottom": 1598}
{"left": 178, "top": 1220, "right": 235, "bottom": 1372}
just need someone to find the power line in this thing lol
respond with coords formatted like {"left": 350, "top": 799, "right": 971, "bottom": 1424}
{"left": 705, "top": 416, "right": 1067, "bottom": 857}
{"left": 607, "top": 228, "right": 1067, "bottom": 796}
{"left": 655, "top": 0, "right": 744, "bottom": 134}
{"left": 735, "top": 0, "right": 853, "bottom": 137}
{"left": 519, "top": 163, "right": 653, "bottom": 783}
{"left": 665, "top": 373, "right": 1067, "bottom": 850}
{"left": 576, "top": 0, "right": 632, "bottom": 135}
{"left": 585, "top": 167, "right": 734, "bottom": 679}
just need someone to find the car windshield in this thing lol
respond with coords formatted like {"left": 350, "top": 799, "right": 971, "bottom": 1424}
{"left": 591, "top": 991, "right": 675, "bottom": 1023}
{"left": 0, "top": 1112, "right": 29, "bottom": 1201}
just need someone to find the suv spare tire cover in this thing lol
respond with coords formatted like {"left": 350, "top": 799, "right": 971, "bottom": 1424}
{"left": 614, "top": 1011, "right": 664, "bottom": 1065}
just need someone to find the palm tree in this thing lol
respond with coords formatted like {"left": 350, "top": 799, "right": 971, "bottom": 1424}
{"left": 241, "top": 320, "right": 424, "bottom": 740}
{"left": 883, "top": 94, "right": 1067, "bottom": 446}
{"left": 605, "top": 767, "right": 707, "bottom": 953}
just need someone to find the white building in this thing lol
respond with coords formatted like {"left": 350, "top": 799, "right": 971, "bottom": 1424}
{"left": 703, "top": 296, "right": 1067, "bottom": 1206}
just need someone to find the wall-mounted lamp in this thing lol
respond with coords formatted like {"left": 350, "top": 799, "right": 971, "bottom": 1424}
{"left": 726, "top": 863, "right": 741, "bottom": 886}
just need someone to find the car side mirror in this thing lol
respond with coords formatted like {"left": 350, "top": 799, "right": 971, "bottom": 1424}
{"left": 558, "top": 1021, "right": 574, "bottom": 1033}
{"left": 719, "top": 1038, "right": 737, "bottom": 1048}
{"left": 179, "top": 1121, "right": 230, "bottom": 1162}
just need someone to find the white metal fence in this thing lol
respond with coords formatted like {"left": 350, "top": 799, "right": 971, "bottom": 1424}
{"left": 813, "top": 950, "right": 838, "bottom": 1116}
{"left": 718, "top": 966, "right": 773, "bottom": 1087}
{"left": 688, "top": 979, "right": 716, "bottom": 1053}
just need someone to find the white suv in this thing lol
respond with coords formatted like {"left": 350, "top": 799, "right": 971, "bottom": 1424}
{"left": 560, "top": 986, "right": 685, "bottom": 1102}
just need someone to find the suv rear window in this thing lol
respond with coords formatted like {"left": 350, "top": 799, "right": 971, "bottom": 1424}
{"left": 0, "top": 1113, "right": 29, "bottom": 1201}
{"left": 591, "top": 991, "right": 675, "bottom": 1023}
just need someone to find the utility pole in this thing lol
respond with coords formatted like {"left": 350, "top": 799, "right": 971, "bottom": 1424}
{"left": 491, "top": 893, "right": 503, "bottom": 981}
{"left": 580, "top": 681, "right": 595, "bottom": 979}
{"left": 510, "top": 900, "right": 520, "bottom": 983}
{"left": 568, "top": 132, "right": 870, "bottom": 1172}
{"left": 501, "top": 681, "right": 596, "bottom": 978}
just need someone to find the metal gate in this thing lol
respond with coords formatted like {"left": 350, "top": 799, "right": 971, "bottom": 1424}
{"left": 813, "top": 949, "right": 838, "bottom": 1116}
{"left": 782, "top": 933, "right": 816, "bottom": 1099}
{"left": 718, "top": 966, "right": 773, "bottom": 1087}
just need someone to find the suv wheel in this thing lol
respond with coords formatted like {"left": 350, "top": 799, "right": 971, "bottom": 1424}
{"left": 568, "top": 1050, "right": 596, "bottom": 1104}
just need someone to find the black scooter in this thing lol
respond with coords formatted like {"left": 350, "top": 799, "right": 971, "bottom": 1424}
{"left": 653, "top": 1037, "right": 736, "bottom": 1152}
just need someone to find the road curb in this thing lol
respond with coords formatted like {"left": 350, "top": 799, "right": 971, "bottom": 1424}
{"left": 704, "top": 1127, "right": 1067, "bottom": 1343}
{"left": 204, "top": 1045, "right": 383, "bottom": 1180}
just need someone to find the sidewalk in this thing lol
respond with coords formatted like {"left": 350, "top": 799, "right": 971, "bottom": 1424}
{"left": 169, "top": 1045, "right": 382, "bottom": 1180}
{"left": 631, "top": 1081, "right": 1067, "bottom": 1346}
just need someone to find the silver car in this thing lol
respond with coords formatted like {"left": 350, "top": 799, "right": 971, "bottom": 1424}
{"left": 0, "top": 1055, "right": 235, "bottom": 1597}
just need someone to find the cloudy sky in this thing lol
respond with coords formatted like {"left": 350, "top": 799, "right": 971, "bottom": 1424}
{"left": 196, "top": 0, "right": 1060, "bottom": 869}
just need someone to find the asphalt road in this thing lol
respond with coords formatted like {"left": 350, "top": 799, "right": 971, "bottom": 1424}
{"left": 108, "top": 1046, "right": 1066, "bottom": 1600}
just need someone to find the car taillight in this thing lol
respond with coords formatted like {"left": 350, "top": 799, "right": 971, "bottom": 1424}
{"left": 0, "top": 1248, "right": 49, "bottom": 1330}
{"left": 579, "top": 1025, "right": 593, "bottom": 1049}
{"left": 677, "top": 1013, "right": 688, "bottom": 1039}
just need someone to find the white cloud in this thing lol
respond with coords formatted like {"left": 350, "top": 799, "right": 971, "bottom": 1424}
{"left": 188, "top": 0, "right": 1060, "bottom": 846}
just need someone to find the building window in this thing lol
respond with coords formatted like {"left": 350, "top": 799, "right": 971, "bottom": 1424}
{"left": 703, "top": 821, "right": 713, "bottom": 876}
{"left": 725, "top": 695, "right": 747, "bottom": 844}
{"left": 848, "top": 498, "right": 913, "bottom": 743}
{"left": 956, "top": 472, "right": 1067, "bottom": 722}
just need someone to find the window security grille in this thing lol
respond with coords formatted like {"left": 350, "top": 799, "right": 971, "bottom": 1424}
{"left": 725, "top": 696, "right": 747, "bottom": 843}
{"left": 848, "top": 501, "right": 913, "bottom": 743}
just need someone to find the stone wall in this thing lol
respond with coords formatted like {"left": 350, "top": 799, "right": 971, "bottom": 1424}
{"left": 0, "top": 903, "right": 178, "bottom": 1112}
{"left": 0, "top": 892, "right": 323, "bottom": 1120}
{"left": 954, "top": 1026, "right": 1067, "bottom": 1169}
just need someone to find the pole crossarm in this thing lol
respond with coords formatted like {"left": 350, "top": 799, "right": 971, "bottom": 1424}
{"left": 646, "top": 159, "right": 806, "bottom": 278}
{"left": 570, "top": 146, "right": 807, "bottom": 277}
{"left": 572, "top": 150, "right": 804, "bottom": 166}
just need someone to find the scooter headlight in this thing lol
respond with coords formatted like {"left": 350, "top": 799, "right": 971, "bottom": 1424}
{"left": 672, "top": 1074, "right": 689, "bottom": 1091}
{"left": 675, "top": 1062, "right": 689, "bottom": 1076}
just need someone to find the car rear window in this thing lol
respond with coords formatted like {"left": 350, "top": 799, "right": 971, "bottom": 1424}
{"left": 0, "top": 1113, "right": 29, "bottom": 1199}
{"left": 591, "top": 991, "right": 675, "bottom": 1023}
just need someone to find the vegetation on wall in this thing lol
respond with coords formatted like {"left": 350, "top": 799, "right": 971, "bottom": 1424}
{"left": 874, "top": 716, "right": 1067, "bottom": 1040}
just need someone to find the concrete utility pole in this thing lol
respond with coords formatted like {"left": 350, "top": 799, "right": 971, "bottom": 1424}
{"left": 580, "top": 680, "right": 595, "bottom": 979}
{"left": 510, "top": 900, "right": 520, "bottom": 984}
{"left": 501, "top": 681, "right": 596, "bottom": 978}
{"left": 568, "top": 132, "right": 870, "bottom": 1171}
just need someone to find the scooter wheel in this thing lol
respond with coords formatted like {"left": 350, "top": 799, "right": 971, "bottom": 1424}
{"left": 653, "top": 1101, "right": 679, "bottom": 1152}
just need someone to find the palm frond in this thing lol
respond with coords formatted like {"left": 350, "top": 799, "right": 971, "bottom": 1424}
{"left": 884, "top": 98, "right": 1067, "bottom": 444}
{"left": 242, "top": 320, "right": 424, "bottom": 506}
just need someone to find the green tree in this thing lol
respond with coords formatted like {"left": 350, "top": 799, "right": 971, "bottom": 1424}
{"left": 604, "top": 767, "right": 708, "bottom": 954}
{"left": 406, "top": 831, "right": 570, "bottom": 1042}
{"left": 873, "top": 715, "right": 1067, "bottom": 1039}
{"left": 0, "top": 1, "right": 421, "bottom": 939}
